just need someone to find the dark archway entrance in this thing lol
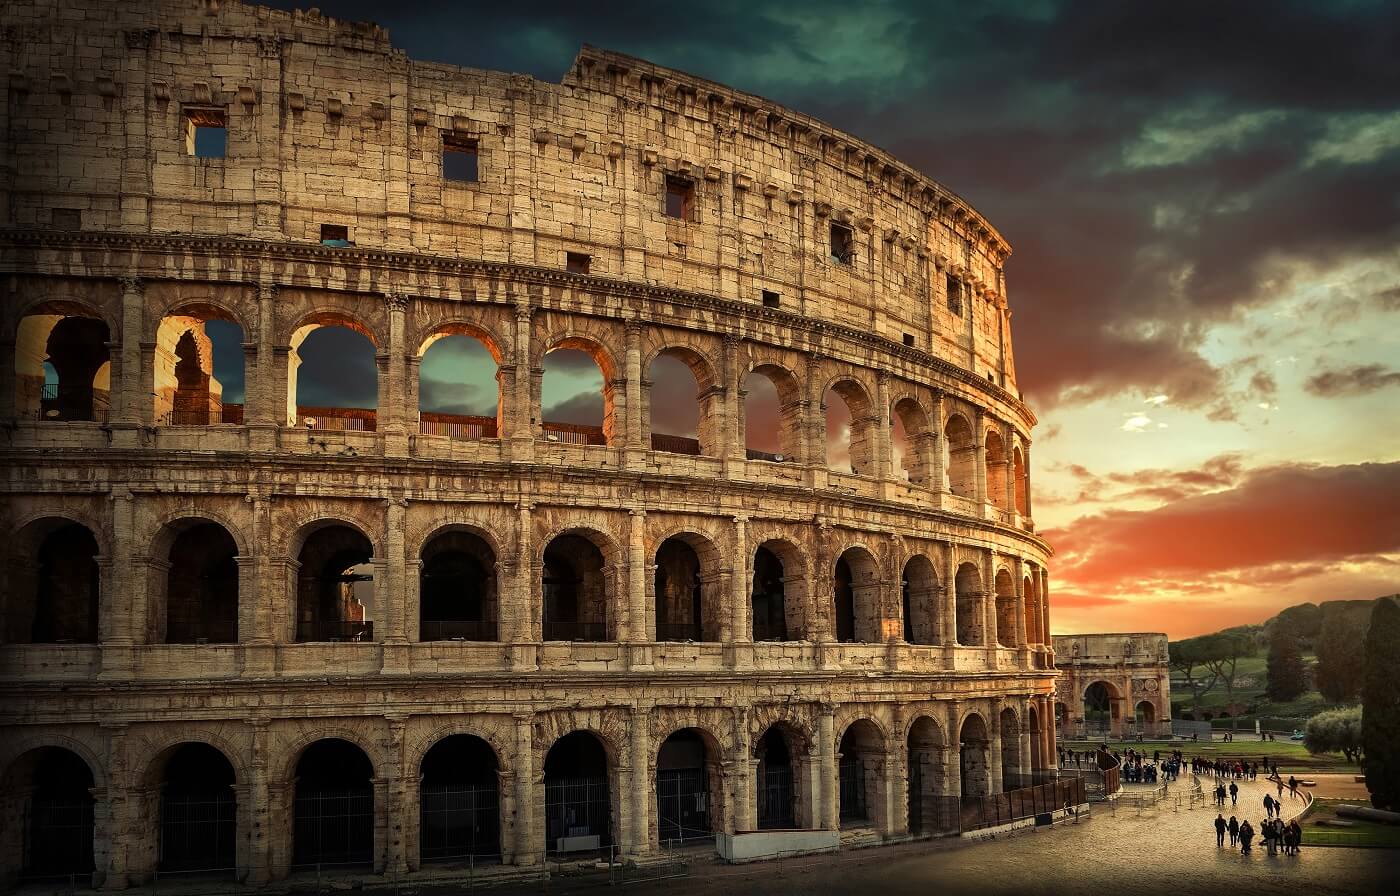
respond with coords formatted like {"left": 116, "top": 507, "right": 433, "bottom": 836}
{"left": 653, "top": 538, "right": 704, "bottom": 642}
{"left": 291, "top": 739, "right": 374, "bottom": 868}
{"left": 420, "top": 735, "right": 500, "bottom": 863}
{"left": 295, "top": 526, "right": 374, "bottom": 642}
{"left": 958, "top": 714, "right": 991, "bottom": 799}
{"left": 655, "top": 729, "right": 715, "bottom": 845}
{"left": 164, "top": 523, "right": 239, "bottom": 644}
{"left": 543, "top": 732, "right": 611, "bottom": 855}
{"left": 12, "top": 748, "right": 95, "bottom": 879}
{"left": 419, "top": 531, "right": 497, "bottom": 641}
{"left": 542, "top": 535, "right": 609, "bottom": 642}
{"left": 15, "top": 522, "right": 100, "bottom": 644}
{"left": 750, "top": 546, "right": 788, "bottom": 641}
{"left": 755, "top": 727, "right": 798, "bottom": 830}
{"left": 158, "top": 744, "right": 237, "bottom": 872}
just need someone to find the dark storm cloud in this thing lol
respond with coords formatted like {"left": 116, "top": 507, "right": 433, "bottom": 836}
{"left": 1304, "top": 363, "right": 1400, "bottom": 398}
{"left": 295, "top": 327, "right": 378, "bottom": 408}
{"left": 266, "top": 0, "right": 1400, "bottom": 410}
{"left": 543, "top": 391, "right": 604, "bottom": 426}
{"left": 419, "top": 375, "right": 493, "bottom": 415}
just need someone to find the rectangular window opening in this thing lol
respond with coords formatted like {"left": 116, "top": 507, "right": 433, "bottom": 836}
{"left": 566, "top": 252, "right": 591, "bottom": 275}
{"left": 830, "top": 222, "right": 855, "bottom": 265}
{"left": 184, "top": 108, "right": 227, "bottom": 158}
{"left": 665, "top": 176, "right": 695, "bottom": 220}
{"left": 320, "top": 224, "right": 352, "bottom": 247}
{"left": 762, "top": 289, "right": 781, "bottom": 309}
{"left": 903, "top": 332, "right": 915, "bottom": 347}
{"left": 443, "top": 134, "right": 479, "bottom": 182}
{"left": 946, "top": 274, "right": 963, "bottom": 316}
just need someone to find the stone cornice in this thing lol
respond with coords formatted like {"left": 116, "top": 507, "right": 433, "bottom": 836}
{"left": 0, "top": 230, "right": 1038, "bottom": 430}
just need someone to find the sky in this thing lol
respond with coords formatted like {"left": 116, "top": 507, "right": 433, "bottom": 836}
{"left": 227, "top": 0, "right": 1400, "bottom": 639}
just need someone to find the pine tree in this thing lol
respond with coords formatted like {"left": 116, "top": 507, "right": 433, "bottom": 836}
{"left": 1265, "top": 626, "right": 1306, "bottom": 702}
{"left": 1362, "top": 595, "right": 1400, "bottom": 810}
{"left": 1315, "top": 612, "right": 1366, "bottom": 702}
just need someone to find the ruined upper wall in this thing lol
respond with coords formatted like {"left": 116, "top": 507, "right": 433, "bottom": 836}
{"left": 1053, "top": 633, "right": 1170, "bottom": 664}
{"left": 0, "top": 0, "right": 1025, "bottom": 396}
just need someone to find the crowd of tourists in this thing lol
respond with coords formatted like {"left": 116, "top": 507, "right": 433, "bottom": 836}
{"left": 1215, "top": 813, "right": 1303, "bottom": 856}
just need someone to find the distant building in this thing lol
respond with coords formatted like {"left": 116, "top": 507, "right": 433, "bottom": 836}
{"left": 1051, "top": 634, "right": 1171, "bottom": 739}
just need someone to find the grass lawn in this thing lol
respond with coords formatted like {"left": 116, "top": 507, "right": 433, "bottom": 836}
{"left": 1301, "top": 798, "right": 1400, "bottom": 848}
{"left": 1060, "top": 739, "right": 1358, "bottom": 773}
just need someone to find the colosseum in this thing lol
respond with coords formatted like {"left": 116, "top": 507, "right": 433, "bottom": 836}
{"left": 0, "top": 0, "right": 1058, "bottom": 886}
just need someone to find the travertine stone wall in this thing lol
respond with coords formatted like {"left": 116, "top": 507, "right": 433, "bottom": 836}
{"left": 0, "top": 0, "right": 1056, "bottom": 887}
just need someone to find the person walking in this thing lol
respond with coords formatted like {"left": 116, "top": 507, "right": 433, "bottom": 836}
{"left": 1276, "top": 777, "right": 1285, "bottom": 800}
{"left": 1288, "top": 775, "right": 1300, "bottom": 799}
{"left": 1240, "top": 820, "right": 1254, "bottom": 854}
{"left": 1263, "top": 793, "right": 1275, "bottom": 819}
{"left": 1229, "top": 781, "right": 1238, "bottom": 806}
{"left": 1288, "top": 820, "right": 1303, "bottom": 855}
{"left": 1264, "top": 819, "right": 1278, "bottom": 856}
{"left": 1228, "top": 815, "right": 1240, "bottom": 846}
{"left": 1215, "top": 813, "right": 1227, "bottom": 847}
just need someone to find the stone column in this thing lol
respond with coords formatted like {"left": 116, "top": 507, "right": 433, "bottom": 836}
{"left": 380, "top": 294, "right": 409, "bottom": 456}
{"left": 512, "top": 713, "right": 537, "bottom": 865}
{"left": 245, "top": 720, "right": 272, "bottom": 884}
{"left": 818, "top": 706, "right": 837, "bottom": 831}
{"left": 248, "top": 284, "right": 279, "bottom": 450}
{"left": 628, "top": 706, "right": 652, "bottom": 855}
{"left": 100, "top": 490, "right": 136, "bottom": 677}
{"left": 97, "top": 723, "right": 129, "bottom": 890}
{"left": 973, "top": 408, "right": 989, "bottom": 514}
{"left": 942, "top": 546, "right": 958, "bottom": 652}
{"left": 1003, "top": 426, "right": 1017, "bottom": 516}
{"left": 1041, "top": 571, "right": 1052, "bottom": 659}
{"left": 1020, "top": 700, "right": 1034, "bottom": 779}
{"left": 874, "top": 372, "right": 892, "bottom": 482}
{"left": 509, "top": 302, "right": 534, "bottom": 458}
{"left": 887, "top": 707, "right": 909, "bottom": 836}
{"left": 509, "top": 502, "right": 537, "bottom": 669}
{"left": 1023, "top": 444, "right": 1035, "bottom": 520}
{"left": 723, "top": 335, "right": 744, "bottom": 467}
{"left": 624, "top": 321, "right": 644, "bottom": 463}
{"left": 983, "top": 550, "right": 1000, "bottom": 660}
{"left": 1012, "top": 556, "right": 1028, "bottom": 649}
{"left": 943, "top": 702, "right": 962, "bottom": 800}
{"left": 987, "top": 707, "right": 1003, "bottom": 795}
{"left": 729, "top": 516, "right": 751, "bottom": 668}
{"left": 930, "top": 389, "right": 947, "bottom": 498}
{"left": 107, "top": 277, "right": 145, "bottom": 448}
{"left": 626, "top": 508, "right": 648, "bottom": 643}
{"left": 804, "top": 353, "right": 824, "bottom": 481}
{"left": 385, "top": 716, "right": 409, "bottom": 874}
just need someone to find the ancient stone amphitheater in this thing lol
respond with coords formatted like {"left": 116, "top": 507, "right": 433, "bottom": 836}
{"left": 0, "top": 0, "right": 1057, "bottom": 886}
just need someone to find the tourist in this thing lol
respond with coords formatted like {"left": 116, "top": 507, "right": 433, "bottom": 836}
{"left": 1288, "top": 775, "right": 1299, "bottom": 799}
{"left": 1287, "top": 820, "right": 1303, "bottom": 855}
{"left": 1228, "top": 815, "right": 1240, "bottom": 846}
{"left": 1264, "top": 819, "right": 1278, "bottom": 856}
{"left": 1263, "top": 793, "right": 1275, "bottom": 819}
{"left": 1229, "top": 781, "right": 1238, "bottom": 805}
{"left": 1240, "top": 820, "right": 1254, "bottom": 854}
{"left": 1215, "top": 813, "right": 1227, "bottom": 846}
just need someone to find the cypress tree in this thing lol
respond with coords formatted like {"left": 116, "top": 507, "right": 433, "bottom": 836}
{"left": 1362, "top": 595, "right": 1400, "bottom": 810}
{"left": 1265, "top": 626, "right": 1306, "bottom": 702}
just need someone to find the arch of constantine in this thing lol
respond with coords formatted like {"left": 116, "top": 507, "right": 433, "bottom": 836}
{"left": 1051, "top": 634, "right": 1171, "bottom": 741}
{"left": 0, "top": 0, "right": 1056, "bottom": 885}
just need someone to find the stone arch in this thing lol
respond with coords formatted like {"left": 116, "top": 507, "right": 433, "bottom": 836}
{"left": 415, "top": 320, "right": 508, "bottom": 364}
{"left": 132, "top": 728, "right": 249, "bottom": 789}
{"left": 954, "top": 561, "right": 984, "bottom": 646}
{"left": 415, "top": 322, "right": 506, "bottom": 441}
{"left": 958, "top": 712, "right": 992, "bottom": 799}
{"left": 654, "top": 725, "right": 725, "bottom": 846}
{"left": 14, "top": 302, "right": 112, "bottom": 421}
{"left": 752, "top": 718, "right": 812, "bottom": 830}
{"left": 838, "top": 718, "right": 886, "bottom": 828}
{"left": 994, "top": 567, "right": 1018, "bottom": 647}
{"left": 141, "top": 741, "right": 240, "bottom": 873}
{"left": 1083, "top": 680, "right": 1122, "bottom": 734}
{"left": 0, "top": 733, "right": 109, "bottom": 792}
{"left": 285, "top": 513, "right": 383, "bottom": 559}
{"left": 417, "top": 731, "right": 504, "bottom": 863}
{"left": 1022, "top": 571, "right": 1039, "bottom": 645}
{"left": 290, "top": 519, "right": 378, "bottom": 643}
{"left": 943, "top": 412, "right": 976, "bottom": 498}
{"left": 276, "top": 726, "right": 383, "bottom": 786}
{"left": 288, "top": 737, "right": 377, "bottom": 867}
{"left": 3, "top": 516, "right": 101, "bottom": 644}
{"left": 998, "top": 706, "right": 1022, "bottom": 789}
{"left": 413, "top": 520, "right": 507, "bottom": 565}
{"left": 740, "top": 359, "right": 803, "bottom": 462}
{"left": 419, "top": 525, "right": 499, "bottom": 642}
{"left": 287, "top": 310, "right": 380, "bottom": 430}
{"left": 539, "top": 526, "right": 623, "bottom": 642}
{"left": 150, "top": 517, "right": 241, "bottom": 644}
{"left": 283, "top": 307, "right": 383, "bottom": 349}
{"left": 901, "top": 553, "right": 939, "bottom": 645}
{"left": 751, "top": 536, "right": 808, "bottom": 642}
{"left": 652, "top": 530, "right": 723, "bottom": 642}
{"left": 833, "top": 545, "right": 882, "bottom": 643}
{"left": 890, "top": 394, "right": 933, "bottom": 484}
{"left": 644, "top": 343, "right": 721, "bottom": 457}
{"left": 985, "top": 429, "right": 1009, "bottom": 510}
{"left": 905, "top": 713, "right": 951, "bottom": 836}
{"left": 538, "top": 333, "right": 620, "bottom": 447}
{"left": 153, "top": 302, "right": 245, "bottom": 426}
{"left": 541, "top": 728, "right": 617, "bottom": 854}
{"left": 822, "top": 375, "right": 876, "bottom": 476}
{"left": 0, "top": 744, "right": 99, "bottom": 881}
{"left": 405, "top": 720, "right": 513, "bottom": 779}
{"left": 146, "top": 507, "right": 251, "bottom": 558}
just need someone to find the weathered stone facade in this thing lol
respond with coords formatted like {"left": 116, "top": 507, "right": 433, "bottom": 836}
{"left": 0, "top": 0, "right": 1055, "bottom": 885}
{"left": 1051, "top": 634, "right": 1171, "bottom": 740}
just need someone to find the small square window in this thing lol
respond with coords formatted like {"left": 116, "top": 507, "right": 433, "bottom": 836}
{"left": 830, "top": 222, "right": 855, "bottom": 265}
{"left": 566, "top": 252, "right": 591, "bottom": 274}
{"left": 443, "top": 134, "right": 479, "bottom": 182}
{"left": 665, "top": 176, "right": 695, "bottom": 220}
{"left": 903, "top": 333, "right": 915, "bottom": 347}
{"left": 184, "top": 108, "right": 227, "bottom": 158}
{"left": 320, "top": 224, "right": 352, "bottom": 247}
{"left": 946, "top": 274, "right": 963, "bottom": 316}
{"left": 50, "top": 208, "right": 81, "bottom": 230}
{"left": 762, "top": 289, "right": 781, "bottom": 308}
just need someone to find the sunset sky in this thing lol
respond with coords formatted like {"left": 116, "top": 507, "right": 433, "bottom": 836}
{"left": 244, "top": 0, "right": 1400, "bottom": 639}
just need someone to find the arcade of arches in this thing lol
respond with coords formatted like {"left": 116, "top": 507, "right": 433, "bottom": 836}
{"left": 0, "top": 699, "right": 1055, "bottom": 885}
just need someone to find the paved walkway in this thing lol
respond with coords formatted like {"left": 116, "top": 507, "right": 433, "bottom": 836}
{"left": 522, "top": 773, "right": 1398, "bottom": 896}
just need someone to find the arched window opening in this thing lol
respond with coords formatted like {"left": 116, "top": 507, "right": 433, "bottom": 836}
{"left": 295, "top": 525, "right": 374, "bottom": 642}
{"left": 290, "top": 322, "right": 378, "bottom": 432}
{"left": 944, "top": 414, "right": 976, "bottom": 498}
{"left": 5, "top": 748, "right": 95, "bottom": 879}
{"left": 751, "top": 545, "right": 789, "bottom": 642}
{"left": 16, "top": 311, "right": 110, "bottom": 422}
{"left": 838, "top": 721, "right": 884, "bottom": 827}
{"left": 541, "top": 345, "right": 609, "bottom": 446}
{"left": 420, "top": 735, "right": 500, "bottom": 864}
{"left": 292, "top": 739, "right": 374, "bottom": 868}
{"left": 891, "top": 398, "right": 930, "bottom": 484}
{"left": 165, "top": 522, "right": 239, "bottom": 644}
{"left": 654, "top": 537, "right": 713, "bottom": 642}
{"left": 907, "top": 718, "right": 952, "bottom": 836}
{"left": 417, "top": 331, "right": 501, "bottom": 442}
{"left": 543, "top": 732, "right": 611, "bottom": 855}
{"left": 985, "top": 431, "right": 1009, "bottom": 510}
{"left": 755, "top": 727, "right": 799, "bottom": 830}
{"left": 1013, "top": 446, "right": 1028, "bottom": 515}
{"left": 999, "top": 708, "right": 1022, "bottom": 791}
{"left": 1135, "top": 701, "right": 1156, "bottom": 731}
{"left": 542, "top": 533, "right": 609, "bottom": 642}
{"left": 902, "top": 556, "right": 938, "bottom": 645}
{"left": 158, "top": 744, "right": 237, "bottom": 873}
{"left": 823, "top": 388, "right": 853, "bottom": 474}
{"left": 419, "top": 530, "right": 497, "bottom": 641}
{"left": 647, "top": 352, "right": 703, "bottom": 456}
{"left": 994, "top": 569, "right": 1018, "bottom": 648}
{"left": 1084, "top": 682, "right": 1116, "bottom": 736}
{"left": 833, "top": 548, "right": 881, "bottom": 643}
{"left": 954, "top": 562, "right": 983, "bottom": 647}
{"left": 1029, "top": 706, "right": 1045, "bottom": 773}
{"left": 958, "top": 714, "right": 991, "bottom": 799}
{"left": 1022, "top": 575, "right": 1038, "bottom": 645}
{"left": 656, "top": 729, "right": 719, "bottom": 846}
{"left": 742, "top": 366, "right": 799, "bottom": 462}
{"left": 154, "top": 309, "right": 244, "bottom": 425}
{"left": 6, "top": 521, "right": 100, "bottom": 644}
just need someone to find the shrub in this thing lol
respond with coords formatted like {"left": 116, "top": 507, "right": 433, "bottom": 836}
{"left": 1304, "top": 706, "right": 1363, "bottom": 763}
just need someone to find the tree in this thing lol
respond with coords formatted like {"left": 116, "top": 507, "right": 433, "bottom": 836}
{"left": 1265, "top": 625, "right": 1307, "bottom": 702}
{"left": 1303, "top": 706, "right": 1363, "bottom": 763}
{"left": 1362, "top": 595, "right": 1400, "bottom": 810}
{"left": 1316, "top": 605, "right": 1369, "bottom": 703}
{"left": 1168, "top": 637, "right": 1218, "bottom": 709}
{"left": 1200, "top": 630, "right": 1256, "bottom": 730}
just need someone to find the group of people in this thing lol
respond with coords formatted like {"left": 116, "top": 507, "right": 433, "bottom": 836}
{"left": 1215, "top": 813, "right": 1303, "bottom": 856}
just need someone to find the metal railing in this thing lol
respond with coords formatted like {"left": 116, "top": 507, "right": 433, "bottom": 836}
{"left": 957, "top": 775, "right": 1088, "bottom": 832}
{"left": 418, "top": 620, "right": 498, "bottom": 642}
{"left": 419, "top": 413, "right": 498, "bottom": 441}
{"left": 541, "top": 620, "right": 609, "bottom": 641}
{"left": 651, "top": 433, "right": 701, "bottom": 455}
{"left": 295, "top": 621, "right": 374, "bottom": 642}
{"left": 541, "top": 421, "right": 605, "bottom": 445}
{"left": 157, "top": 402, "right": 245, "bottom": 426}
{"left": 297, "top": 407, "right": 377, "bottom": 432}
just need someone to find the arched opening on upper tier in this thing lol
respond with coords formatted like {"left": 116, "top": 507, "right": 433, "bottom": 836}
{"left": 417, "top": 328, "right": 502, "bottom": 441}
{"left": 289, "top": 317, "right": 378, "bottom": 432}
{"left": 15, "top": 305, "right": 110, "bottom": 422}
{"left": 902, "top": 554, "right": 938, "bottom": 645}
{"left": 833, "top": 547, "right": 881, "bottom": 644}
{"left": 542, "top": 531, "right": 614, "bottom": 642}
{"left": 294, "top": 523, "right": 375, "bottom": 643}
{"left": 823, "top": 379, "right": 875, "bottom": 476}
{"left": 985, "top": 430, "right": 1009, "bottom": 510}
{"left": 647, "top": 349, "right": 719, "bottom": 457}
{"left": 741, "top": 365, "right": 802, "bottom": 463}
{"left": 653, "top": 535, "right": 722, "bottom": 642}
{"left": 540, "top": 340, "right": 613, "bottom": 446}
{"left": 954, "top": 562, "right": 984, "bottom": 647}
{"left": 944, "top": 413, "right": 976, "bottom": 498}
{"left": 995, "top": 568, "right": 1018, "bottom": 648}
{"left": 154, "top": 305, "right": 244, "bottom": 425}
{"left": 161, "top": 520, "right": 239, "bottom": 644}
{"left": 891, "top": 397, "right": 932, "bottom": 485}
{"left": 419, "top": 528, "right": 497, "bottom": 642}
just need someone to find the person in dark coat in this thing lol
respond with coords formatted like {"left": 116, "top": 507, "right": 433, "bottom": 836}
{"left": 1228, "top": 815, "right": 1240, "bottom": 846}
{"left": 1215, "top": 814, "right": 1227, "bottom": 846}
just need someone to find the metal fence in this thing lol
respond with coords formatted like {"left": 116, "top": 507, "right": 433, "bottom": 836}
{"left": 295, "top": 621, "right": 374, "bottom": 642}
{"left": 291, "top": 789, "right": 374, "bottom": 867}
{"left": 419, "top": 414, "right": 498, "bottom": 440}
{"left": 650, "top": 433, "right": 701, "bottom": 455}
{"left": 541, "top": 421, "right": 606, "bottom": 445}
{"left": 956, "top": 775, "right": 1087, "bottom": 831}
{"left": 757, "top": 765, "right": 796, "bottom": 829}
{"left": 543, "top": 776, "right": 610, "bottom": 856}
{"left": 420, "top": 783, "right": 500, "bottom": 862}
